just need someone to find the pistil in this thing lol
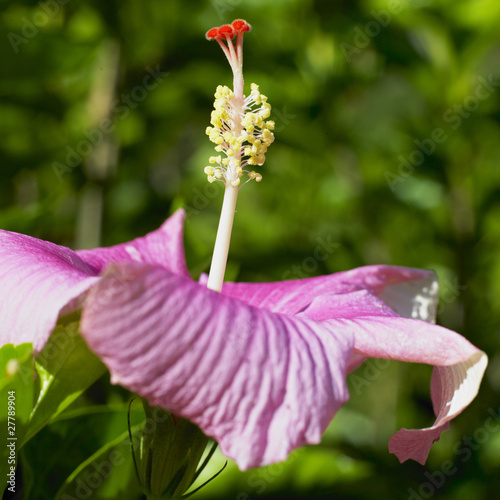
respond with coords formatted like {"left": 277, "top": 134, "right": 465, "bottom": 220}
{"left": 205, "top": 20, "right": 274, "bottom": 292}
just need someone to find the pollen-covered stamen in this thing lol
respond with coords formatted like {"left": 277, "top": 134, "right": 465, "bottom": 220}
{"left": 205, "top": 83, "right": 274, "bottom": 186}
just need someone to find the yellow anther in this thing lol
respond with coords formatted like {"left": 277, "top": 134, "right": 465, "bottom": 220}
{"left": 231, "top": 178, "right": 241, "bottom": 187}
{"left": 266, "top": 120, "right": 275, "bottom": 130}
{"left": 207, "top": 175, "right": 215, "bottom": 183}
{"left": 248, "top": 171, "right": 263, "bottom": 182}
{"left": 262, "top": 129, "right": 273, "bottom": 141}
{"left": 204, "top": 166, "right": 215, "bottom": 175}
{"left": 209, "top": 129, "right": 221, "bottom": 142}
{"left": 258, "top": 103, "right": 271, "bottom": 119}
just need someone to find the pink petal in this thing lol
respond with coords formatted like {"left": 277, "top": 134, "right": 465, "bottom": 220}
{"left": 302, "top": 291, "right": 487, "bottom": 464}
{"left": 219, "top": 265, "right": 438, "bottom": 374}
{"left": 80, "top": 263, "right": 354, "bottom": 470}
{"left": 77, "top": 209, "right": 189, "bottom": 277}
{"left": 0, "top": 230, "right": 99, "bottom": 352}
{"left": 219, "top": 265, "right": 438, "bottom": 321}
{"left": 300, "top": 289, "right": 399, "bottom": 321}
{"left": 0, "top": 209, "right": 188, "bottom": 353}
{"left": 350, "top": 316, "right": 482, "bottom": 369}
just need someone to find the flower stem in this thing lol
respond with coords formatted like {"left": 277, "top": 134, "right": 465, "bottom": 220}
{"left": 206, "top": 184, "right": 239, "bottom": 292}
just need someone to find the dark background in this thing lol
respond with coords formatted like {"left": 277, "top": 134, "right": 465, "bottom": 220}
{"left": 1, "top": 0, "right": 499, "bottom": 498}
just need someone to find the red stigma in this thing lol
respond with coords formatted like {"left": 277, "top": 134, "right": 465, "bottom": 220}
{"left": 218, "top": 24, "right": 235, "bottom": 38}
{"left": 205, "top": 27, "right": 219, "bottom": 40}
{"left": 206, "top": 19, "right": 252, "bottom": 41}
{"left": 232, "top": 19, "right": 251, "bottom": 33}
{"left": 205, "top": 19, "right": 251, "bottom": 84}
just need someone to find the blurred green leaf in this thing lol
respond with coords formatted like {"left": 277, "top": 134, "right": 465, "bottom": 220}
{"left": 0, "top": 343, "right": 35, "bottom": 491}
{"left": 25, "top": 314, "right": 106, "bottom": 444}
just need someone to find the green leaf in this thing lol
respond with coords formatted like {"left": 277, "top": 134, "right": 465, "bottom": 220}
{"left": 0, "top": 343, "right": 35, "bottom": 494}
{"left": 20, "top": 403, "right": 146, "bottom": 500}
{"left": 54, "top": 424, "right": 144, "bottom": 500}
{"left": 25, "top": 314, "right": 106, "bottom": 444}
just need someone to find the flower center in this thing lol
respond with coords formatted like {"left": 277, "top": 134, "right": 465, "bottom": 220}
{"left": 205, "top": 20, "right": 275, "bottom": 292}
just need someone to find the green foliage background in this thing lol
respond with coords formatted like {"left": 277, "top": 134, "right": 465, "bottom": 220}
{"left": 1, "top": 0, "right": 500, "bottom": 498}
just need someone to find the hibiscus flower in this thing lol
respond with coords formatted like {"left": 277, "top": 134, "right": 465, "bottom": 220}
{"left": 0, "top": 19, "right": 487, "bottom": 477}
{"left": 0, "top": 209, "right": 487, "bottom": 470}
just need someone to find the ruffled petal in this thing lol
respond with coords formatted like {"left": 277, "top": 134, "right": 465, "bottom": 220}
{"left": 301, "top": 291, "right": 487, "bottom": 465}
{"left": 389, "top": 352, "right": 487, "bottom": 464}
{"left": 219, "top": 265, "right": 438, "bottom": 321}
{"left": 80, "top": 262, "right": 354, "bottom": 470}
{"left": 77, "top": 208, "right": 189, "bottom": 277}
